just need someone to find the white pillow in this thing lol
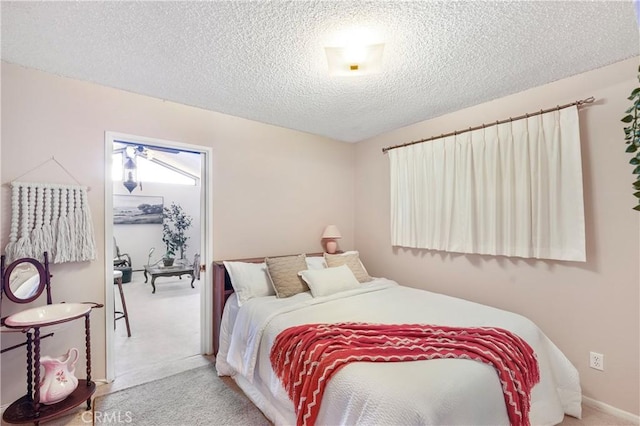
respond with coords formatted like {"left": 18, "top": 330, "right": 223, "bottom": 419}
{"left": 299, "top": 265, "right": 360, "bottom": 297}
{"left": 223, "top": 261, "right": 274, "bottom": 305}
{"left": 305, "top": 256, "right": 327, "bottom": 270}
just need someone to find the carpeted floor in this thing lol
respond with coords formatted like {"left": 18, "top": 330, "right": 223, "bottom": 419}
{"left": 114, "top": 271, "right": 200, "bottom": 377}
{"left": 93, "top": 364, "right": 269, "bottom": 426}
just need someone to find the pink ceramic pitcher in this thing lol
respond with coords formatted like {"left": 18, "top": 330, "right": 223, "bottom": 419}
{"left": 39, "top": 347, "right": 79, "bottom": 405}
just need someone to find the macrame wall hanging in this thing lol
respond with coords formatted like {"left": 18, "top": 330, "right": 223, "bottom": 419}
{"left": 4, "top": 182, "right": 96, "bottom": 264}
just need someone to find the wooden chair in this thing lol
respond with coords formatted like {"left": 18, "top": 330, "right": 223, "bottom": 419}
{"left": 113, "top": 237, "right": 131, "bottom": 268}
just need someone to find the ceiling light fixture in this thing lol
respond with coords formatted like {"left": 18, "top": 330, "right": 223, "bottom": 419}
{"left": 122, "top": 145, "right": 145, "bottom": 193}
{"left": 324, "top": 43, "right": 384, "bottom": 77}
{"left": 122, "top": 152, "right": 138, "bottom": 193}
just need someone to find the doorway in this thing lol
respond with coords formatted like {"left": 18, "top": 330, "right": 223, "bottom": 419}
{"left": 104, "top": 132, "right": 213, "bottom": 383}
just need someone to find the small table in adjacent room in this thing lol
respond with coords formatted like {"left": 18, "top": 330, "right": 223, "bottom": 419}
{"left": 143, "top": 264, "right": 195, "bottom": 294}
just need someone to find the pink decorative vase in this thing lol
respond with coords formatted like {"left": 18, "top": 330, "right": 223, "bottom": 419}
{"left": 39, "top": 348, "right": 79, "bottom": 405}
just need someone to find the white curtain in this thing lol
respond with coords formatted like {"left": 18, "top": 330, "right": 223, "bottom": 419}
{"left": 389, "top": 106, "right": 585, "bottom": 262}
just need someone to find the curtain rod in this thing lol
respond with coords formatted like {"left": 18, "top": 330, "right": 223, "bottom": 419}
{"left": 381, "top": 96, "right": 595, "bottom": 154}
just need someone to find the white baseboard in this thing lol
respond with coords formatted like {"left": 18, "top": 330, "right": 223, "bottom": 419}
{"left": 583, "top": 396, "right": 640, "bottom": 424}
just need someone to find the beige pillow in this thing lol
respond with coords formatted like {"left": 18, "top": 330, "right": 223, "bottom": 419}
{"left": 265, "top": 254, "right": 309, "bottom": 298}
{"left": 324, "top": 251, "right": 372, "bottom": 283}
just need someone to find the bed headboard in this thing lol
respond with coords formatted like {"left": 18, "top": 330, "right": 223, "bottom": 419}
{"left": 212, "top": 252, "right": 325, "bottom": 355}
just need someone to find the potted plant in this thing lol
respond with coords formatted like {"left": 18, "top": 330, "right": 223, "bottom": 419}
{"left": 161, "top": 202, "right": 193, "bottom": 266}
{"left": 622, "top": 64, "right": 640, "bottom": 211}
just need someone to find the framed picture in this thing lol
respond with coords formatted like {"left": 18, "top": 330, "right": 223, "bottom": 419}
{"left": 114, "top": 195, "right": 163, "bottom": 225}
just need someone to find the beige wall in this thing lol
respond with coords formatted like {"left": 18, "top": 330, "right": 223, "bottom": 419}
{"left": 355, "top": 57, "right": 640, "bottom": 415}
{"left": 0, "top": 62, "right": 355, "bottom": 406}
{"left": 2, "top": 57, "right": 638, "bottom": 415}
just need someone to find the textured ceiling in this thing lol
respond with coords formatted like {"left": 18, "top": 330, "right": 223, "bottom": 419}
{"left": 2, "top": 1, "right": 638, "bottom": 143}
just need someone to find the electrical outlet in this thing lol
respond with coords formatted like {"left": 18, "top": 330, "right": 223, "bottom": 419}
{"left": 589, "top": 352, "right": 604, "bottom": 371}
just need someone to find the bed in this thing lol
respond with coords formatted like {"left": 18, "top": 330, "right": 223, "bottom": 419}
{"left": 213, "top": 252, "right": 582, "bottom": 426}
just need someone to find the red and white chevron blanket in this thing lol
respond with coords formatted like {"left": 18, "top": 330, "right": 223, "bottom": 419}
{"left": 270, "top": 322, "right": 540, "bottom": 426}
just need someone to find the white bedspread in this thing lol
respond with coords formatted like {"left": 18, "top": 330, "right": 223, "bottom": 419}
{"left": 216, "top": 278, "right": 582, "bottom": 425}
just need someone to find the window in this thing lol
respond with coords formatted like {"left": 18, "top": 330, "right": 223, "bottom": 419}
{"left": 388, "top": 107, "right": 586, "bottom": 262}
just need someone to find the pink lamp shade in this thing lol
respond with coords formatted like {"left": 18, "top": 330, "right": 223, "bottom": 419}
{"left": 321, "top": 225, "right": 342, "bottom": 254}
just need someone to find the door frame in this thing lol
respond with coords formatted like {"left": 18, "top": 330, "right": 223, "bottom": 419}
{"left": 104, "top": 131, "right": 214, "bottom": 382}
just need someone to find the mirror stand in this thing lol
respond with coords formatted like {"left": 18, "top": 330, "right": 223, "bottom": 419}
{"left": 0, "top": 252, "right": 52, "bottom": 320}
{"left": 1, "top": 251, "right": 103, "bottom": 425}
{"left": 0, "top": 252, "right": 53, "bottom": 347}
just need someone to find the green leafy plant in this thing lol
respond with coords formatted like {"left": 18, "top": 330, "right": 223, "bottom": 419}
{"left": 622, "top": 65, "right": 640, "bottom": 211}
{"left": 162, "top": 202, "right": 193, "bottom": 260}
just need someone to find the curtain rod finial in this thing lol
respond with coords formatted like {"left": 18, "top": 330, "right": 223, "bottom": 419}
{"left": 581, "top": 96, "right": 595, "bottom": 105}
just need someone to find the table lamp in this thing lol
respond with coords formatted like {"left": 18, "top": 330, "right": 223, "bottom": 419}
{"left": 321, "top": 225, "right": 342, "bottom": 254}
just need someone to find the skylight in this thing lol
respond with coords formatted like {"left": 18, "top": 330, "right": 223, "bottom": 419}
{"left": 112, "top": 153, "right": 197, "bottom": 186}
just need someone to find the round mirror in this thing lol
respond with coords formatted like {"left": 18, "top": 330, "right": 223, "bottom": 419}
{"left": 3, "top": 258, "right": 46, "bottom": 303}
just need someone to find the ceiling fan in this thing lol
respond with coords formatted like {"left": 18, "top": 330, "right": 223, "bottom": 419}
{"left": 116, "top": 142, "right": 182, "bottom": 193}
{"left": 115, "top": 140, "right": 181, "bottom": 155}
